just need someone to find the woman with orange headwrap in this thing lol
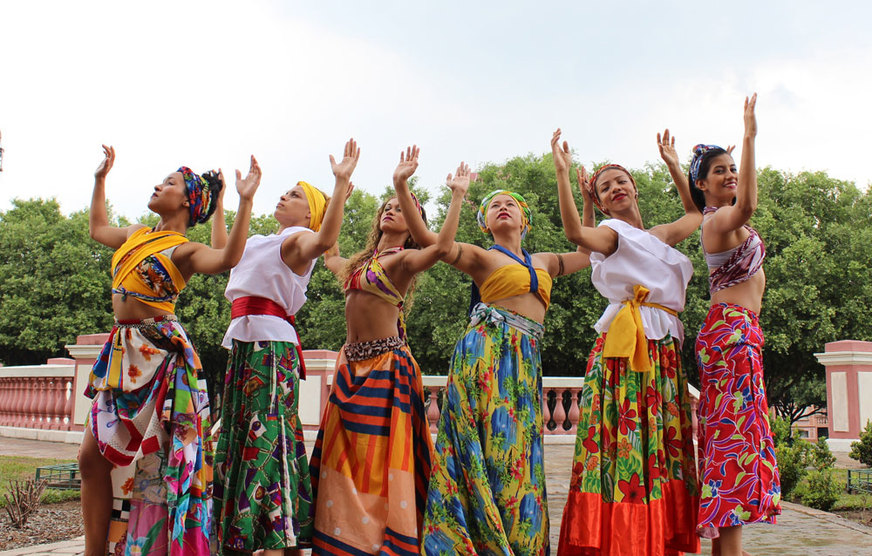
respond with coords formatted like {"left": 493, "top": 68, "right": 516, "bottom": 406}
{"left": 552, "top": 128, "right": 703, "bottom": 555}
{"left": 79, "top": 146, "right": 261, "bottom": 556}
{"left": 212, "top": 139, "right": 360, "bottom": 556}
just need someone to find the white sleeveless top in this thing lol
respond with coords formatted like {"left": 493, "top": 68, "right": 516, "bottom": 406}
{"left": 222, "top": 226, "right": 316, "bottom": 348}
{"left": 589, "top": 219, "right": 694, "bottom": 345}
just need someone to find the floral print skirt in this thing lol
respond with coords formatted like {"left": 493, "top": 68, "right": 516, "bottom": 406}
{"left": 558, "top": 333, "right": 700, "bottom": 556}
{"left": 696, "top": 303, "right": 781, "bottom": 531}
{"left": 422, "top": 304, "right": 549, "bottom": 556}
{"left": 310, "top": 342, "right": 433, "bottom": 555}
{"left": 213, "top": 340, "right": 314, "bottom": 552}
{"left": 86, "top": 317, "right": 212, "bottom": 556}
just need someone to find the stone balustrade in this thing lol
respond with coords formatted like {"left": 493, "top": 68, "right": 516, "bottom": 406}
{"left": 0, "top": 359, "right": 77, "bottom": 430}
{"left": 0, "top": 342, "right": 699, "bottom": 443}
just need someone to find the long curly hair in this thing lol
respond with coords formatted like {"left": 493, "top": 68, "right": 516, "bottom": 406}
{"left": 341, "top": 197, "right": 428, "bottom": 311}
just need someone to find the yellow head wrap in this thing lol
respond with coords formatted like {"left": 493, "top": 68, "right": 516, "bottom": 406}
{"left": 297, "top": 181, "right": 328, "bottom": 232}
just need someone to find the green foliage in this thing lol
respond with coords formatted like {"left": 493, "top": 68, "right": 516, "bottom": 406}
{"left": 0, "top": 200, "right": 115, "bottom": 364}
{"left": 772, "top": 416, "right": 793, "bottom": 445}
{"left": 775, "top": 435, "right": 811, "bottom": 498}
{"left": 796, "top": 469, "right": 841, "bottom": 511}
{"left": 811, "top": 436, "right": 837, "bottom": 471}
{"left": 849, "top": 421, "right": 872, "bottom": 467}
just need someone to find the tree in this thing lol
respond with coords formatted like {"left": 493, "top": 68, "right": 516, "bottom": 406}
{"left": 0, "top": 199, "right": 117, "bottom": 364}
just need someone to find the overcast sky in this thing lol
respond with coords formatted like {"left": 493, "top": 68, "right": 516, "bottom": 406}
{"left": 1, "top": 0, "right": 870, "bottom": 220}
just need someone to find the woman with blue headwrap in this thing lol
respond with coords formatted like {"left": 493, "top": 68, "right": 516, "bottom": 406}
{"left": 672, "top": 95, "right": 780, "bottom": 556}
{"left": 79, "top": 145, "right": 261, "bottom": 556}
{"left": 392, "top": 146, "right": 591, "bottom": 555}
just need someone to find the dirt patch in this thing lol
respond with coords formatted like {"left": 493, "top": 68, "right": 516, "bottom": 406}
{"left": 0, "top": 500, "right": 83, "bottom": 551}
{"left": 833, "top": 508, "right": 872, "bottom": 528}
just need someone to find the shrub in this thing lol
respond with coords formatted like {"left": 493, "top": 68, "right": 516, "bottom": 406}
{"left": 849, "top": 421, "right": 872, "bottom": 467}
{"left": 811, "top": 436, "right": 837, "bottom": 471}
{"left": 3, "top": 478, "right": 47, "bottom": 528}
{"left": 776, "top": 437, "right": 811, "bottom": 498}
{"left": 772, "top": 416, "right": 792, "bottom": 445}
{"left": 798, "top": 469, "right": 841, "bottom": 511}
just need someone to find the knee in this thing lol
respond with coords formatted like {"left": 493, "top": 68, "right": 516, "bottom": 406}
{"left": 78, "top": 444, "right": 112, "bottom": 480}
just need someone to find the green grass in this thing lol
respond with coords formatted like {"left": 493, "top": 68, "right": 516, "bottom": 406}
{"left": 831, "top": 468, "right": 872, "bottom": 511}
{"left": 0, "top": 455, "right": 80, "bottom": 508}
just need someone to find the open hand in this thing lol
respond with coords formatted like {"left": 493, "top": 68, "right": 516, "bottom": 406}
{"left": 576, "top": 165, "right": 593, "bottom": 203}
{"left": 330, "top": 138, "right": 360, "bottom": 181}
{"left": 551, "top": 129, "right": 572, "bottom": 174}
{"left": 95, "top": 145, "right": 115, "bottom": 179}
{"left": 235, "top": 155, "right": 262, "bottom": 201}
{"left": 657, "top": 129, "right": 680, "bottom": 168}
{"left": 393, "top": 145, "right": 419, "bottom": 185}
{"left": 744, "top": 93, "right": 757, "bottom": 137}
{"left": 446, "top": 162, "right": 471, "bottom": 197}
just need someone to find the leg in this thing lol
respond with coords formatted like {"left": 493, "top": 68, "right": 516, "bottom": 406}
{"left": 716, "top": 525, "right": 743, "bottom": 556}
{"left": 78, "top": 427, "right": 114, "bottom": 556}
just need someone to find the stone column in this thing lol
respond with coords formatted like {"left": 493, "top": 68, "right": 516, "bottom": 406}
{"left": 814, "top": 340, "right": 872, "bottom": 451}
{"left": 299, "top": 349, "right": 339, "bottom": 434}
{"left": 65, "top": 333, "right": 110, "bottom": 431}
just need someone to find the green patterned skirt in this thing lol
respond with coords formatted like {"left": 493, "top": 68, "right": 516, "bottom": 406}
{"left": 214, "top": 340, "right": 314, "bottom": 552}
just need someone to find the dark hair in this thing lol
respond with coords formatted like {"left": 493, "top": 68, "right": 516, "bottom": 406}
{"left": 199, "top": 170, "right": 225, "bottom": 224}
{"left": 687, "top": 147, "right": 728, "bottom": 212}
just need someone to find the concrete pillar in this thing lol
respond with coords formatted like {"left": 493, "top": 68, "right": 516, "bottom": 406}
{"left": 814, "top": 340, "right": 872, "bottom": 451}
{"left": 65, "top": 333, "right": 110, "bottom": 430}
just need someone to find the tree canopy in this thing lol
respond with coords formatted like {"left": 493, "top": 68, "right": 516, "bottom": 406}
{"left": 1, "top": 155, "right": 870, "bottom": 426}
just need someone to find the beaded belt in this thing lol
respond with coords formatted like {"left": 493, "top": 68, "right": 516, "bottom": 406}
{"left": 344, "top": 336, "right": 405, "bottom": 362}
{"left": 114, "top": 314, "right": 178, "bottom": 328}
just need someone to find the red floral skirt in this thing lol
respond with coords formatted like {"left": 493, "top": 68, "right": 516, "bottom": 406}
{"left": 696, "top": 303, "right": 781, "bottom": 530}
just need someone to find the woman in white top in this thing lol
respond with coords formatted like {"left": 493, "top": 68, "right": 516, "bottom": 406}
{"left": 551, "top": 129, "right": 703, "bottom": 555}
{"left": 213, "top": 139, "right": 359, "bottom": 556}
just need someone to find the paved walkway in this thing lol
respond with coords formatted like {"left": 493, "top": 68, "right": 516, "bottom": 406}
{"left": 2, "top": 438, "right": 872, "bottom": 555}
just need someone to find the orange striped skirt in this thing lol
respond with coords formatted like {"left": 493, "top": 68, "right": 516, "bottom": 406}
{"left": 310, "top": 341, "right": 434, "bottom": 555}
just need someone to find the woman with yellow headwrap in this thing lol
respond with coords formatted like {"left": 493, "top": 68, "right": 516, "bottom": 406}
{"left": 212, "top": 139, "right": 360, "bottom": 555}
{"left": 79, "top": 145, "right": 262, "bottom": 556}
{"left": 551, "top": 128, "right": 703, "bottom": 555}
{"left": 387, "top": 146, "right": 591, "bottom": 554}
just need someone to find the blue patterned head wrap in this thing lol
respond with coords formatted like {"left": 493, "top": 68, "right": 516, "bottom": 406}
{"left": 178, "top": 166, "right": 213, "bottom": 226}
{"left": 477, "top": 190, "right": 532, "bottom": 239}
{"left": 689, "top": 144, "right": 725, "bottom": 184}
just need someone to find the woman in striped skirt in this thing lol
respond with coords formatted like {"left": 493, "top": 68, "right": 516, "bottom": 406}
{"left": 311, "top": 146, "right": 465, "bottom": 555}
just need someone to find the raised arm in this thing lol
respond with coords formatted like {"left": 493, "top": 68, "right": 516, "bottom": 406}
{"left": 576, "top": 166, "right": 596, "bottom": 228}
{"left": 323, "top": 243, "right": 347, "bottom": 277}
{"left": 210, "top": 169, "right": 229, "bottom": 249}
{"left": 89, "top": 145, "right": 141, "bottom": 248}
{"left": 283, "top": 139, "right": 359, "bottom": 266}
{"left": 401, "top": 162, "right": 470, "bottom": 275}
{"left": 707, "top": 94, "right": 758, "bottom": 235}
{"left": 649, "top": 130, "right": 703, "bottom": 246}
{"left": 393, "top": 145, "right": 438, "bottom": 247}
{"left": 551, "top": 129, "right": 618, "bottom": 255}
{"left": 181, "top": 156, "right": 261, "bottom": 275}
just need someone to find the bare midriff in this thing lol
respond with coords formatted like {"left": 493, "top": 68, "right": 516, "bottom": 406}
{"left": 710, "top": 268, "right": 766, "bottom": 315}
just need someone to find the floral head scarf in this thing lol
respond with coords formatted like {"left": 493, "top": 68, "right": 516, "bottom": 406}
{"left": 178, "top": 166, "right": 214, "bottom": 226}
{"left": 689, "top": 144, "right": 725, "bottom": 184}
{"left": 477, "top": 189, "right": 532, "bottom": 239}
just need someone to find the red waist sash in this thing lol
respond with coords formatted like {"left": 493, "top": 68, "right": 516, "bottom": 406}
{"left": 230, "top": 296, "right": 307, "bottom": 379}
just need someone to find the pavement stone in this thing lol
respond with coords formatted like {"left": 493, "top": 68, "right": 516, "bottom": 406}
{"left": 2, "top": 437, "right": 871, "bottom": 555}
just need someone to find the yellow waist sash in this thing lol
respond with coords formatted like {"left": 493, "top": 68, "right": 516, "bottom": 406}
{"left": 602, "top": 285, "right": 678, "bottom": 373}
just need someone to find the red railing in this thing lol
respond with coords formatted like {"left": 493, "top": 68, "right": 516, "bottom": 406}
{"left": 0, "top": 360, "right": 76, "bottom": 430}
